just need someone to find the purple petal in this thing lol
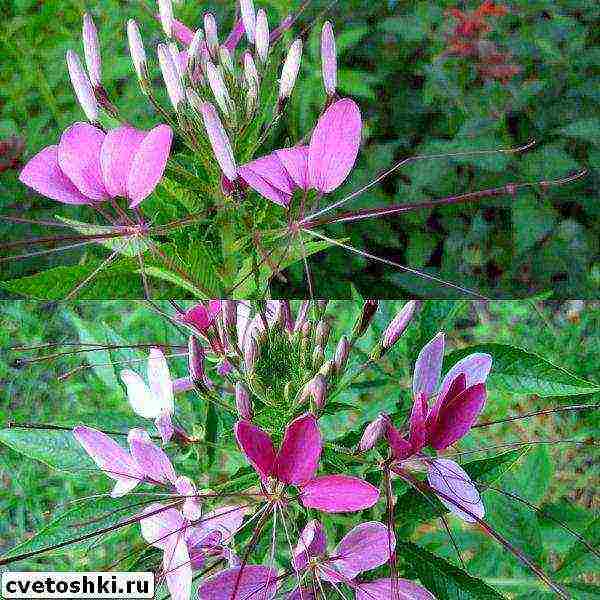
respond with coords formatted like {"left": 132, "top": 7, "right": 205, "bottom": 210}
{"left": 100, "top": 125, "right": 146, "bottom": 197}
{"left": 408, "top": 392, "right": 428, "bottom": 453}
{"left": 308, "top": 99, "right": 361, "bottom": 193}
{"left": 128, "top": 428, "right": 176, "bottom": 485}
{"left": 275, "top": 413, "right": 322, "bottom": 485}
{"left": 197, "top": 566, "right": 278, "bottom": 600}
{"left": 173, "top": 376, "right": 194, "bottom": 394}
{"left": 329, "top": 522, "right": 394, "bottom": 581}
{"left": 126, "top": 124, "right": 173, "bottom": 207}
{"left": 163, "top": 530, "right": 192, "bottom": 600}
{"left": 386, "top": 422, "right": 413, "bottom": 461}
{"left": 234, "top": 420, "right": 276, "bottom": 480}
{"left": 355, "top": 578, "right": 436, "bottom": 600}
{"left": 429, "top": 383, "right": 486, "bottom": 450}
{"left": 275, "top": 146, "right": 310, "bottom": 190}
{"left": 58, "top": 122, "right": 108, "bottom": 200}
{"left": 293, "top": 520, "right": 327, "bottom": 571}
{"left": 412, "top": 332, "right": 445, "bottom": 400}
{"left": 140, "top": 503, "right": 187, "bottom": 550}
{"left": 188, "top": 505, "right": 247, "bottom": 548}
{"left": 238, "top": 153, "right": 296, "bottom": 207}
{"left": 155, "top": 413, "right": 174, "bottom": 444}
{"left": 175, "top": 476, "right": 202, "bottom": 522}
{"left": 300, "top": 475, "right": 380, "bottom": 513}
{"left": 427, "top": 372, "right": 466, "bottom": 430}
{"left": 427, "top": 458, "right": 484, "bottom": 523}
{"left": 438, "top": 352, "right": 492, "bottom": 401}
{"left": 288, "top": 588, "right": 315, "bottom": 600}
{"left": 224, "top": 19, "right": 246, "bottom": 52}
{"left": 19, "top": 145, "right": 92, "bottom": 204}
{"left": 171, "top": 17, "right": 195, "bottom": 45}
{"left": 73, "top": 426, "right": 141, "bottom": 496}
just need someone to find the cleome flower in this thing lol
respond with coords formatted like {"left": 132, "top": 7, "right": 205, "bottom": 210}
{"left": 19, "top": 123, "right": 172, "bottom": 208}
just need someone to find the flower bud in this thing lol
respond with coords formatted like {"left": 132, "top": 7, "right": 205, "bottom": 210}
{"left": 204, "top": 13, "right": 219, "bottom": 59}
{"left": 315, "top": 321, "right": 330, "bottom": 348}
{"left": 294, "top": 301, "right": 310, "bottom": 333}
{"left": 312, "top": 345, "right": 324, "bottom": 370}
{"left": 318, "top": 359, "right": 334, "bottom": 380}
{"left": 382, "top": 300, "right": 418, "bottom": 351}
{"left": 359, "top": 414, "right": 389, "bottom": 452}
{"left": 205, "top": 62, "right": 232, "bottom": 116}
{"left": 189, "top": 29, "right": 205, "bottom": 63}
{"left": 157, "top": 43, "right": 184, "bottom": 109}
{"left": 219, "top": 46, "right": 235, "bottom": 75}
{"left": 82, "top": 13, "right": 102, "bottom": 88}
{"left": 278, "top": 39, "right": 302, "bottom": 100}
{"left": 310, "top": 375, "right": 327, "bottom": 409}
{"left": 199, "top": 101, "right": 237, "bottom": 181}
{"left": 352, "top": 300, "right": 379, "bottom": 340}
{"left": 235, "top": 382, "right": 252, "bottom": 420}
{"left": 240, "top": 0, "right": 256, "bottom": 45}
{"left": 320, "top": 21, "right": 337, "bottom": 97}
{"left": 244, "top": 335, "right": 259, "bottom": 373}
{"left": 280, "top": 301, "right": 293, "bottom": 333}
{"left": 222, "top": 300, "right": 238, "bottom": 342}
{"left": 255, "top": 9, "right": 269, "bottom": 63}
{"left": 244, "top": 52, "right": 260, "bottom": 94}
{"left": 169, "top": 42, "right": 185, "bottom": 79}
{"left": 66, "top": 50, "right": 99, "bottom": 122}
{"left": 334, "top": 335, "right": 350, "bottom": 374}
{"left": 188, "top": 336, "right": 206, "bottom": 382}
{"left": 127, "top": 20, "right": 147, "bottom": 81}
{"left": 186, "top": 87, "right": 203, "bottom": 111}
{"left": 158, "top": 0, "right": 174, "bottom": 37}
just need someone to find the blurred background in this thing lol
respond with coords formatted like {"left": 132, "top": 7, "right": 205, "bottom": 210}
{"left": 0, "top": 0, "right": 598, "bottom": 297}
{"left": 0, "top": 300, "right": 598, "bottom": 598}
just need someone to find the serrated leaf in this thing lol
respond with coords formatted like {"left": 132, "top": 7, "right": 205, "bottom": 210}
{"left": 444, "top": 344, "right": 600, "bottom": 397}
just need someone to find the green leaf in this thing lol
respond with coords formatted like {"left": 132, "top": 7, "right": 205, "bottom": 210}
{"left": 556, "top": 119, "right": 600, "bottom": 144}
{"left": 0, "top": 427, "right": 94, "bottom": 472}
{"left": 444, "top": 344, "right": 600, "bottom": 397}
{"left": 556, "top": 516, "right": 600, "bottom": 576}
{"left": 398, "top": 541, "right": 507, "bottom": 599}
{"left": 2, "top": 495, "right": 148, "bottom": 560}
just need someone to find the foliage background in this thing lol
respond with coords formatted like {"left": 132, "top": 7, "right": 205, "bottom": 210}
{"left": 0, "top": 300, "right": 598, "bottom": 598}
{"left": 0, "top": 0, "right": 599, "bottom": 298}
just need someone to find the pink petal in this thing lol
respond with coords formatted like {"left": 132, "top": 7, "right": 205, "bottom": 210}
{"left": 19, "top": 145, "right": 92, "bottom": 205}
{"left": 188, "top": 505, "right": 247, "bottom": 547}
{"left": 355, "top": 578, "right": 436, "bottom": 600}
{"left": 73, "top": 426, "right": 141, "bottom": 496}
{"left": 438, "top": 352, "right": 492, "bottom": 401}
{"left": 308, "top": 99, "right": 361, "bottom": 193}
{"left": 197, "top": 566, "right": 278, "bottom": 600}
{"left": 427, "top": 458, "right": 484, "bottom": 523}
{"left": 429, "top": 383, "right": 486, "bottom": 450}
{"left": 288, "top": 588, "right": 315, "bottom": 600}
{"left": 299, "top": 475, "right": 380, "bottom": 513}
{"left": 58, "top": 122, "right": 108, "bottom": 200}
{"left": 293, "top": 519, "right": 327, "bottom": 571}
{"left": 128, "top": 428, "right": 176, "bottom": 485}
{"left": 275, "top": 413, "right": 322, "bottom": 485}
{"left": 126, "top": 124, "right": 173, "bottom": 207}
{"left": 100, "top": 125, "right": 146, "bottom": 197}
{"left": 408, "top": 392, "right": 428, "bottom": 453}
{"left": 155, "top": 412, "right": 174, "bottom": 444}
{"left": 224, "top": 19, "right": 245, "bottom": 52}
{"left": 238, "top": 153, "right": 296, "bottom": 207}
{"left": 412, "top": 332, "right": 445, "bottom": 400}
{"left": 172, "top": 18, "right": 194, "bottom": 45}
{"left": 386, "top": 423, "right": 413, "bottom": 461}
{"left": 163, "top": 530, "right": 192, "bottom": 600}
{"left": 329, "top": 522, "right": 395, "bottom": 581}
{"left": 140, "top": 503, "right": 187, "bottom": 550}
{"left": 175, "top": 476, "right": 202, "bottom": 521}
{"left": 276, "top": 146, "right": 310, "bottom": 190}
{"left": 234, "top": 420, "right": 276, "bottom": 480}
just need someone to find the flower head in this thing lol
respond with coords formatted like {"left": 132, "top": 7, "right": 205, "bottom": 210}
{"left": 19, "top": 123, "right": 172, "bottom": 207}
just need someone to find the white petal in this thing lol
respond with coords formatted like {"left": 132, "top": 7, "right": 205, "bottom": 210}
{"left": 147, "top": 348, "right": 174, "bottom": 412}
{"left": 120, "top": 369, "right": 161, "bottom": 418}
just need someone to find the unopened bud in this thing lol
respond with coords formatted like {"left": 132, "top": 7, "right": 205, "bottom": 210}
{"left": 205, "top": 62, "right": 232, "bottom": 116}
{"left": 382, "top": 301, "right": 418, "bottom": 351}
{"left": 189, "top": 29, "right": 205, "bottom": 62}
{"left": 219, "top": 46, "right": 234, "bottom": 75}
{"left": 279, "top": 39, "right": 302, "bottom": 100}
{"left": 127, "top": 20, "right": 147, "bottom": 82}
{"left": 294, "top": 301, "right": 310, "bottom": 333}
{"left": 199, "top": 101, "right": 237, "bottom": 181}
{"left": 240, "top": 0, "right": 256, "bottom": 44}
{"left": 334, "top": 335, "right": 350, "bottom": 374}
{"left": 244, "top": 52, "right": 260, "bottom": 94}
{"left": 186, "top": 87, "right": 203, "bottom": 111}
{"left": 255, "top": 9, "right": 269, "bottom": 63}
{"left": 315, "top": 321, "right": 330, "bottom": 348}
{"left": 320, "top": 21, "right": 337, "bottom": 97}
{"left": 82, "top": 13, "right": 102, "bottom": 88}
{"left": 352, "top": 300, "right": 379, "bottom": 340}
{"left": 169, "top": 42, "right": 185, "bottom": 79}
{"left": 204, "top": 13, "right": 219, "bottom": 59}
{"left": 235, "top": 382, "right": 252, "bottom": 420}
{"left": 188, "top": 336, "right": 206, "bottom": 382}
{"left": 157, "top": 43, "right": 184, "bottom": 109}
{"left": 312, "top": 345, "right": 324, "bottom": 370}
{"left": 319, "top": 359, "right": 334, "bottom": 380}
{"left": 310, "top": 375, "right": 327, "bottom": 409}
{"left": 222, "top": 300, "right": 238, "bottom": 343}
{"left": 280, "top": 301, "right": 293, "bottom": 332}
{"left": 158, "top": 0, "right": 174, "bottom": 37}
{"left": 244, "top": 336, "right": 259, "bottom": 373}
{"left": 66, "top": 50, "right": 99, "bottom": 122}
{"left": 359, "top": 414, "right": 389, "bottom": 452}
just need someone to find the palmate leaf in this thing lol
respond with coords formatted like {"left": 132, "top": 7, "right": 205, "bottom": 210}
{"left": 1, "top": 494, "right": 152, "bottom": 560}
{"left": 398, "top": 540, "right": 507, "bottom": 599}
{"left": 444, "top": 344, "right": 600, "bottom": 397}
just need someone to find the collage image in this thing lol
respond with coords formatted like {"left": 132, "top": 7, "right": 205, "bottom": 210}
{"left": 0, "top": 1, "right": 598, "bottom": 599}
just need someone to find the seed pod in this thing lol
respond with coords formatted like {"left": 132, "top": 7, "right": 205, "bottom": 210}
{"left": 334, "top": 335, "right": 350, "bottom": 374}
{"left": 359, "top": 414, "right": 389, "bottom": 452}
{"left": 235, "top": 382, "right": 252, "bottom": 420}
{"left": 66, "top": 50, "right": 99, "bottom": 122}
